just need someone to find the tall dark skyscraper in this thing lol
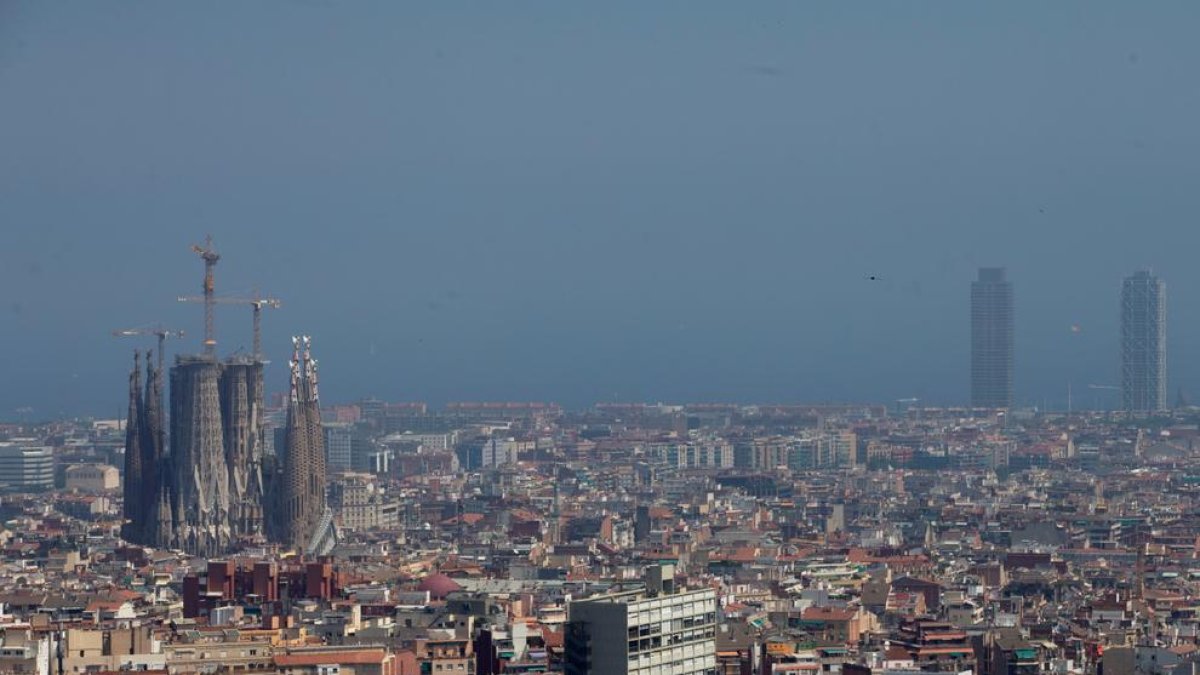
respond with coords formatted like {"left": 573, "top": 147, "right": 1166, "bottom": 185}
{"left": 971, "top": 267, "right": 1014, "bottom": 408}
{"left": 1121, "top": 270, "right": 1167, "bottom": 414}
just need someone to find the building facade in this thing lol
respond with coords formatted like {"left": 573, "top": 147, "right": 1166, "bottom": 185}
{"left": 66, "top": 464, "right": 119, "bottom": 492}
{"left": 0, "top": 443, "right": 54, "bottom": 491}
{"left": 971, "top": 267, "right": 1014, "bottom": 408}
{"left": 324, "top": 423, "right": 354, "bottom": 473}
{"left": 481, "top": 437, "right": 521, "bottom": 468}
{"left": 565, "top": 567, "right": 718, "bottom": 675}
{"left": 1121, "top": 270, "right": 1167, "bottom": 414}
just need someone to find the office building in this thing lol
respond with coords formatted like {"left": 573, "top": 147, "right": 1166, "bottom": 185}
{"left": 1121, "top": 270, "right": 1167, "bottom": 413}
{"left": 565, "top": 565, "right": 717, "bottom": 675}
{"left": 971, "top": 268, "right": 1014, "bottom": 408}
{"left": 0, "top": 443, "right": 54, "bottom": 491}
{"left": 324, "top": 423, "right": 354, "bottom": 473}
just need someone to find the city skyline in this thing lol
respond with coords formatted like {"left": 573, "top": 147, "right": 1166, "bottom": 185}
{"left": 5, "top": 4, "right": 1200, "bottom": 416}
{"left": 84, "top": 249, "right": 1200, "bottom": 418}
{"left": 6, "top": 256, "right": 1196, "bottom": 420}
{"left": 5, "top": 5, "right": 1200, "bottom": 673}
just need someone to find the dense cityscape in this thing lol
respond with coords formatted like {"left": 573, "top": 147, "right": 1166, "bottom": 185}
{"left": 7, "top": 5, "right": 1200, "bottom": 675}
{"left": 0, "top": 236, "right": 1193, "bottom": 675}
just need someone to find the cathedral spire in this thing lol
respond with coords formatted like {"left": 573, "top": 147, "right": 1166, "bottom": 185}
{"left": 140, "top": 351, "right": 164, "bottom": 543}
{"left": 271, "top": 336, "right": 329, "bottom": 551}
{"left": 121, "top": 351, "right": 145, "bottom": 543}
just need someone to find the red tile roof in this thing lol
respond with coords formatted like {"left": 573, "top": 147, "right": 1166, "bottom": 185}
{"left": 802, "top": 607, "right": 857, "bottom": 622}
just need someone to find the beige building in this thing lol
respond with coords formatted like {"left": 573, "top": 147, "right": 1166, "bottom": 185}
{"left": 163, "top": 635, "right": 275, "bottom": 673}
{"left": 60, "top": 626, "right": 164, "bottom": 673}
{"left": 65, "top": 464, "right": 120, "bottom": 492}
{"left": 0, "top": 623, "right": 48, "bottom": 674}
{"left": 329, "top": 473, "right": 400, "bottom": 532}
{"left": 275, "top": 646, "right": 396, "bottom": 674}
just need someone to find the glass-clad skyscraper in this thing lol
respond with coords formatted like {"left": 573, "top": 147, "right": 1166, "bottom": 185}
{"left": 1121, "top": 270, "right": 1167, "bottom": 414}
{"left": 971, "top": 268, "right": 1014, "bottom": 408}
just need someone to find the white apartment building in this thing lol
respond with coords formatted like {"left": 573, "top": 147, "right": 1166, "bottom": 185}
{"left": 565, "top": 566, "right": 717, "bottom": 675}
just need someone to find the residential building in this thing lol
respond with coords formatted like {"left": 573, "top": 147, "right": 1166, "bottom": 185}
{"left": 482, "top": 437, "right": 522, "bottom": 468}
{"left": 565, "top": 566, "right": 718, "bottom": 675}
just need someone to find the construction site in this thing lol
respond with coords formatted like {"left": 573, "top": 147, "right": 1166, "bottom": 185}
{"left": 118, "top": 237, "right": 335, "bottom": 557}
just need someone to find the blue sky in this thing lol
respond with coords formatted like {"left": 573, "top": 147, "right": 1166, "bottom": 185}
{"left": 2, "top": 2, "right": 1199, "bottom": 416}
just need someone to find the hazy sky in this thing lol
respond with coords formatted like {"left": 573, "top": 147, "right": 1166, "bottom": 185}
{"left": 3, "top": 2, "right": 1200, "bottom": 417}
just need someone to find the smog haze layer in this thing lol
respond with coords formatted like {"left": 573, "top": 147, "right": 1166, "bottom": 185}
{"left": 2, "top": 2, "right": 1200, "bottom": 416}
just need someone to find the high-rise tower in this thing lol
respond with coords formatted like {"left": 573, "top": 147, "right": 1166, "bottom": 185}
{"left": 1121, "top": 270, "right": 1167, "bottom": 414}
{"left": 971, "top": 267, "right": 1014, "bottom": 408}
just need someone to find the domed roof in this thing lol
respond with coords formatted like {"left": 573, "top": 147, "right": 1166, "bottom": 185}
{"left": 418, "top": 573, "right": 463, "bottom": 599}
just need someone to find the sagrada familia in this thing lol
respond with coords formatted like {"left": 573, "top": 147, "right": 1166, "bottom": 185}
{"left": 120, "top": 239, "right": 335, "bottom": 556}
{"left": 122, "top": 338, "right": 334, "bottom": 556}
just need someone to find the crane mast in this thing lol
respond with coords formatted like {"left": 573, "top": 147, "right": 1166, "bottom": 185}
{"left": 190, "top": 235, "right": 220, "bottom": 356}
{"left": 249, "top": 292, "right": 283, "bottom": 360}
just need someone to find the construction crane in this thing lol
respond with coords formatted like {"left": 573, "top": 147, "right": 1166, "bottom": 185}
{"left": 177, "top": 293, "right": 282, "bottom": 360}
{"left": 190, "top": 235, "right": 220, "bottom": 356}
{"left": 111, "top": 326, "right": 186, "bottom": 375}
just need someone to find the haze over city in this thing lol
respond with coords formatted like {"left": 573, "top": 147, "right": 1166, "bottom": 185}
{"left": 10, "top": 6, "right": 1200, "bottom": 675}
{"left": 4, "top": 2, "right": 1200, "bottom": 416}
